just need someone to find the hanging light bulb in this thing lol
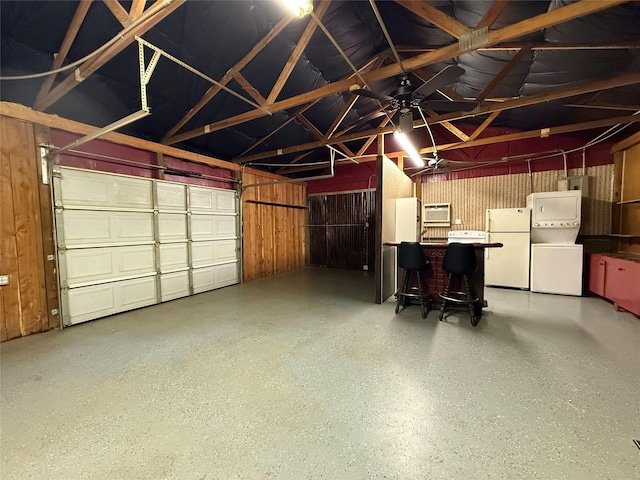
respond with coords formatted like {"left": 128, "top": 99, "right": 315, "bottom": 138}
{"left": 393, "top": 130, "right": 424, "bottom": 167}
{"left": 281, "top": 0, "right": 313, "bottom": 18}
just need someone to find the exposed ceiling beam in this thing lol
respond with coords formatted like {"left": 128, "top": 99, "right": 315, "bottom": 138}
{"left": 161, "top": 14, "right": 294, "bottom": 141}
{"left": 611, "top": 130, "right": 640, "bottom": 152}
{"left": 295, "top": 112, "right": 355, "bottom": 158}
{"left": 476, "top": 46, "right": 530, "bottom": 103}
{"left": 470, "top": 111, "right": 501, "bottom": 140}
{"left": 418, "top": 114, "right": 640, "bottom": 154}
{"left": 234, "top": 71, "right": 640, "bottom": 162}
{"left": 396, "top": 42, "right": 640, "bottom": 53}
{"left": 266, "top": 0, "right": 330, "bottom": 105}
{"left": 129, "top": 0, "right": 146, "bottom": 20}
{"left": 34, "top": 0, "right": 93, "bottom": 110}
{"left": 394, "top": 0, "right": 470, "bottom": 39}
{"left": 165, "top": 0, "right": 629, "bottom": 147}
{"left": 164, "top": 0, "right": 631, "bottom": 146}
{"left": 567, "top": 102, "right": 640, "bottom": 112}
{"left": 232, "top": 72, "right": 266, "bottom": 105}
{"left": 326, "top": 95, "right": 358, "bottom": 138}
{"left": 103, "top": 0, "right": 129, "bottom": 26}
{"left": 476, "top": 1, "right": 511, "bottom": 29}
{"left": 233, "top": 104, "right": 316, "bottom": 159}
{"left": 287, "top": 114, "right": 640, "bottom": 173}
{"left": 38, "top": 0, "right": 186, "bottom": 111}
{"left": 424, "top": 109, "right": 470, "bottom": 142}
{"left": 276, "top": 151, "right": 315, "bottom": 173}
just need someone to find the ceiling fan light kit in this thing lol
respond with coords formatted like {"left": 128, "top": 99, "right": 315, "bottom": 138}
{"left": 393, "top": 130, "right": 424, "bottom": 167}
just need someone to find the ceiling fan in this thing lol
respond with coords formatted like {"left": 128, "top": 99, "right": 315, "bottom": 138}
{"left": 349, "top": 65, "right": 477, "bottom": 131}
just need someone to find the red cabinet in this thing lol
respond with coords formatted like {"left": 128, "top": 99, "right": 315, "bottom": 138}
{"left": 589, "top": 253, "right": 640, "bottom": 317}
{"left": 589, "top": 254, "right": 607, "bottom": 297}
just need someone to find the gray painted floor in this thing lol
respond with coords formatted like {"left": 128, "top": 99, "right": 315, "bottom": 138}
{"left": 1, "top": 267, "right": 638, "bottom": 479}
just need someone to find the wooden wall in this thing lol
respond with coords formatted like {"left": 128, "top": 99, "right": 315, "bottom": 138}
{"left": 420, "top": 164, "right": 615, "bottom": 240}
{"left": 615, "top": 142, "right": 640, "bottom": 254}
{"left": 241, "top": 170, "right": 306, "bottom": 282}
{"left": 375, "top": 155, "right": 414, "bottom": 303}
{"left": 1, "top": 116, "right": 58, "bottom": 341}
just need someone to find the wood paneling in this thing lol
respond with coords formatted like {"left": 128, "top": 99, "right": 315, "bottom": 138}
{"left": 35, "top": 125, "right": 60, "bottom": 330}
{"left": 375, "top": 156, "right": 413, "bottom": 303}
{"left": 241, "top": 171, "right": 306, "bottom": 281}
{"left": 1, "top": 117, "right": 51, "bottom": 341}
{"left": 617, "top": 143, "right": 640, "bottom": 254}
{"left": 421, "top": 165, "right": 615, "bottom": 239}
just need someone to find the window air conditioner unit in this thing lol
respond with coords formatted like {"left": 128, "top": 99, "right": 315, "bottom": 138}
{"left": 423, "top": 203, "right": 451, "bottom": 227}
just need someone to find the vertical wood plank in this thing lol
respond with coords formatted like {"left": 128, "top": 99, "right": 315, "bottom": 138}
{"left": 1, "top": 118, "right": 26, "bottom": 340}
{"left": 8, "top": 118, "right": 49, "bottom": 335}
{"left": 34, "top": 125, "right": 60, "bottom": 330}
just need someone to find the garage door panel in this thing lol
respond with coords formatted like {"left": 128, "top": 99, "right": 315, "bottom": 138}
{"left": 192, "top": 240, "right": 237, "bottom": 267}
{"left": 161, "top": 271, "right": 190, "bottom": 302}
{"left": 58, "top": 167, "right": 152, "bottom": 209}
{"left": 192, "top": 264, "right": 238, "bottom": 293}
{"left": 216, "top": 263, "right": 239, "bottom": 287}
{"left": 54, "top": 168, "right": 240, "bottom": 327}
{"left": 159, "top": 243, "right": 188, "bottom": 272}
{"left": 60, "top": 210, "right": 154, "bottom": 246}
{"left": 62, "top": 245, "right": 155, "bottom": 286}
{"left": 65, "top": 276, "right": 157, "bottom": 325}
{"left": 157, "top": 181, "right": 186, "bottom": 211}
{"left": 191, "top": 215, "right": 237, "bottom": 241}
{"left": 158, "top": 213, "right": 187, "bottom": 241}
{"left": 190, "top": 186, "right": 236, "bottom": 214}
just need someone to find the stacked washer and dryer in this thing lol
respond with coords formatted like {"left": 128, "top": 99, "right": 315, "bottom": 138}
{"left": 527, "top": 190, "right": 583, "bottom": 296}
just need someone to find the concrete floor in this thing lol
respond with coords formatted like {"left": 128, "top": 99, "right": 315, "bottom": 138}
{"left": 1, "top": 267, "right": 638, "bottom": 479}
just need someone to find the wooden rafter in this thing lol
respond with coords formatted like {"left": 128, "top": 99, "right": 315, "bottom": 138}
{"left": 164, "top": 0, "right": 630, "bottom": 147}
{"left": 476, "top": 46, "right": 531, "bottom": 103}
{"left": 233, "top": 104, "right": 316, "bottom": 159}
{"left": 470, "top": 111, "right": 501, "bottom": 140}
{"left": 424, "top": 109, "right": 470, "bottom": 142}
{"left": 567, "top": 102, "right": 640, "bottom": 112}
{"left": 232, "top": 72, "right": 266, "bottom": 105}
{"left": 295, "top": 112, "right": 355, "bottom": 158}
{"left": 326, "top": 95, "right": 358, "bottom": 138}
{"left": 356, "top": 117, "right": 392, "bottom": 157}
{"left": 235, "top": 52, "right": 387, "bottom": 161}
{"left": 266, "top": 0, "right": 331, "bottom": 105}
{"left": 103, "top": 0, "right": 129, "bottom": 26}
{"left": 38, "top": 0, "right": 185, "bottom": 111}
{"left": 161, "top": 14, "right": 294, "bottom": 141}
{"left": 477, "top": 1, "right": 511, "bottom": 29}
{"left": 34, "top": 0, "right": 93, "bottom": 110}
{"left": 232, "top": 71, "right": 640, "bottom": 163}
{"left": 417, "top": 114, "right": 640, "bottom": 155}
{"left": 394, "top": 0, "right": 470, "bottom": 39}
{"left": 611, "top": 130, "right": 640, "bottom": 153}
{"left": 129, "top": 0, "right": 146, "bottom": 20}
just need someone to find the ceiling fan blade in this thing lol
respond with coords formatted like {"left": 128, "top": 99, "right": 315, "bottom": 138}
{"left": 351, "top": 88, "right": 394, "bottom": 103}
{"left": 421, "top": 100, "right": 477, "bottom": 112}
{"left": 412, "top": 65, "right": 465, "bottom": 100}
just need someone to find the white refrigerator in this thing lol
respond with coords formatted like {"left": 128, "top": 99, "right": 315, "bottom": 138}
{"left": 485, "top": 208, "right": 531, "bottom": 289}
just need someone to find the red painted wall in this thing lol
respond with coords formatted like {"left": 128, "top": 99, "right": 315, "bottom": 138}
{"left": 50, "top": 129, "right": 235, "bottom": 189}
{"left": 307, "top": 124, "right": 615, "bottom": 193}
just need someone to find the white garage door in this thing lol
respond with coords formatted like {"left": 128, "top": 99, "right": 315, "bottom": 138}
{"left": 54, "top": 166, "right": 239, "bottom": 326}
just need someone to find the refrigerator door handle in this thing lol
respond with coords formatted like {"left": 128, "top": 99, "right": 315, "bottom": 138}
{"left": 485, "top": 233, "right": 490, "bottom": 259}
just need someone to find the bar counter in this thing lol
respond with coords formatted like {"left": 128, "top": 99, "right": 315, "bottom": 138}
{"left": 385, "top": 242, "right": 503, "bottom": 310}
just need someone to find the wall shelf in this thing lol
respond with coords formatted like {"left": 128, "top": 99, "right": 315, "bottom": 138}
{"left": 616, "top": 199, "right": 640, "bottom": 205}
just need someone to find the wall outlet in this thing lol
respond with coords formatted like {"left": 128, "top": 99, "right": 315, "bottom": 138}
{"left": 0, "top": 275, "right": 9, "bottom": 286}
{"left": 363, "top": 265, "right": 369, "bottom": 271}
{"left": 454, "top": 218, "right": 462, "bottom": 225}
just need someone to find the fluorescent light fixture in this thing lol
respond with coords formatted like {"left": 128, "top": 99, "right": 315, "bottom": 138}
{"left": 282, "top": 0, "right": 313, "bottom": 18}
{"left": 393, "top": 130, "right": 424, "bottom": 167}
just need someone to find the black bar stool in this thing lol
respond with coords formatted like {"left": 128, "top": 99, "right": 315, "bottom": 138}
{"left": 439, "top": 242, "right": 481, "bottom": 326}
{"left": 395, "top": 241, "right": 431, "bottom": 318}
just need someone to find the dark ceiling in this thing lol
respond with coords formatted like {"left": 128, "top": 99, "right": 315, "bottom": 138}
{"left": 2, "top": 0, "right": 640, "bottom": 176}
